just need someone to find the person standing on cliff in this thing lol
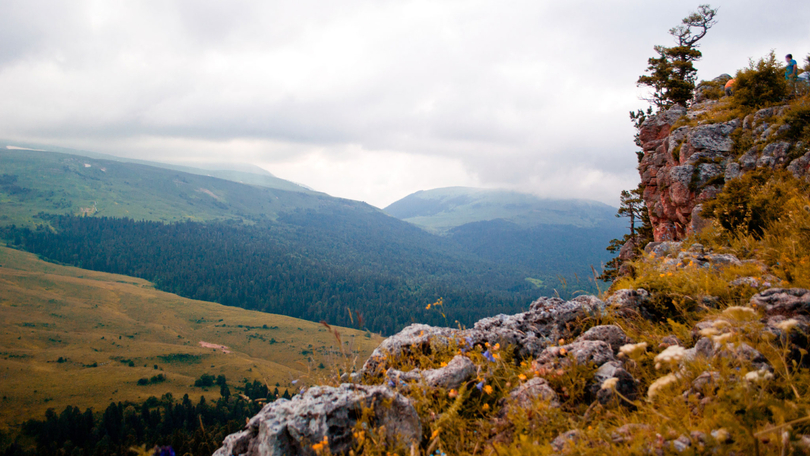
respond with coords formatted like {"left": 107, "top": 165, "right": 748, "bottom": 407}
{"left": 786, "top": 54, "right": 799, "bottom": 98}
{"left": 786, "top": 54, "right": 799, "bottom": 81}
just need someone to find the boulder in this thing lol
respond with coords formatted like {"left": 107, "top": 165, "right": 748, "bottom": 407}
{"left": 577, "top": 325, "right": 631, "bottom": 354}
{"left": 605, "top": 288, "right": 652, "bottom": 318}
{"left": 550, "top": 429, "right": 583, "bottom": 453}
{"left": 214, "top": 384, "right": 420, "bottom": 456}
{"left": 386, "top": 355, "right": 476, "bottom": 390}
{"left": 750, "top": 288, "right": 810, "bottom": 315}
{"left": 362, "top": 324, "right": 457, "bottom": 375}
{"left": 462, "top": 295, "right": 605, "bottom": 358}
{"left": 535, "top": 340, "right": 614, "bottom": 368}
{"left": 503, "top": 377, "right": 559, "bottom": 411}
{"left": 592, "top": 361, "right": 638, "bottom": 405}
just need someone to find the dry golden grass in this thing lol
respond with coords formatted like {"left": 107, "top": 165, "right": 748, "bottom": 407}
{"left": 0, "top": 246, "right": 382, "bottom": 430}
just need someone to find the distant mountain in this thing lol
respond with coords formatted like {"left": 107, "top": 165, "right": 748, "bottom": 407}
{"left": 1, "top": 139, "right": 316, "bottom": 194}
{"left": 384, "top": 187, "right": 619, "bottom": 233}
{"left": 1, "top": 149, "right": 565, "bottom": 334}
{"left": 385, "top": 187, "right": 627, "bottom": 285}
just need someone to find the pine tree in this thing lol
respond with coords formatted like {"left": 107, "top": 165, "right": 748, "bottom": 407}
{"left": 637, "top": 5, "right": 717, "bottom": 109}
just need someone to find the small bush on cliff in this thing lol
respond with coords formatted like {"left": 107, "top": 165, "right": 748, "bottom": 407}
{"left": 700, "top": 169, "right": 806, "bottom": 238}
{"left": 731, "top": 52, "right": 788, "bottom": 109}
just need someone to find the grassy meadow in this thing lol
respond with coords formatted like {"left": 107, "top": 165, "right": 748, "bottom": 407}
{"left": 0, "top": 246, "right": 382, "bottom": 430}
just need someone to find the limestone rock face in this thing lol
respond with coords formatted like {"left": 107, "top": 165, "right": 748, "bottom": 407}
{"left": 213, "top": 384, "right": 420, "bottom": 456}
{"left": 637, "top": 99, "right": 810, "bottom": 242}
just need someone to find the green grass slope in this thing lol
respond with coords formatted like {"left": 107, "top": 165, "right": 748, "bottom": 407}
{"left": 0, "top": 246, "right": 382, "bottom": 430}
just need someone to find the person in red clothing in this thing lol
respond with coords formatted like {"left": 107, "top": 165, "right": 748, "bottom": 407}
{"left": 724, "top": 78, "right": 736, "bottom": 97}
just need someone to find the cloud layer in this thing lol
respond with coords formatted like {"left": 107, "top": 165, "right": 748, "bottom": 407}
{"left": 1, "top": 0, "right": 808, "bottom": 207}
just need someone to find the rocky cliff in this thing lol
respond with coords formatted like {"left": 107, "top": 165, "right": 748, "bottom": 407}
{"left": 638, "top": 93, "right": 810, "bottom": 241}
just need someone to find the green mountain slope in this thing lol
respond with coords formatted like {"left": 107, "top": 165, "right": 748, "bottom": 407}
{"left": 1, "top": 140, "right": 316, "bottom": 194}
{"left": 0, "top": 149, "right": 342, "bottom": 226}
{"left": 384, "top": 187, "right": 625, "bottom": 285}
{"left": 384, "top": 186, "right": 619, "bottom": 233}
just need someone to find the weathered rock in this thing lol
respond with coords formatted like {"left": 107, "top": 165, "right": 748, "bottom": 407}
{"left": 550, "top": 429, "right": 582, "bottom": 453}
{"left": 668, "top": 435, "right": 692, "bottom": 452}
{"left": 503, "top": 377, "right": 559, "bottom": 410}
{"left": 605, "top": 288, "right": 652, "bottom": 319}
{"left": 591, "top": 361, "right": 638, "bottom": 405}
{"left": 213, "top": 384, "right": 420, "bottom": 456}
{"left": 577, "top": 325, "right": 631, "bottom": 354}
{"left": 535, "top": 340, "right": 614, "bottom": 368}
{"left": 362, "top": 324, "right": 457, "bottom": 375}
{"left": 750, "top": 288, "right": 810, "bottom": 315}
{"left": 462, "top": 295, "right": 605, "bottom": 358}
{"left": 610, "top": 423, "right": 652, "bottom": 444}
{"left": 386, "top": 355, "right": 475, "bottom": 390}
{"left": 645, "top": 241, "right": 683, "bottom": 257}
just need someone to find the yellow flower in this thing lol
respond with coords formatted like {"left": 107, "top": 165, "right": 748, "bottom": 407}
{"left": 448, "top": 389, "right": 458, "bottom": 399}
{"left": 482, "top": 403, "right": 490, "bottom": 411}
{"left": 312, "top": 436, "right": 329, "bottom": 452}
{"left": 518, "top": 374, "right": 527, "bottom": 381}
{"left": 493, "top": 343, "right": 500, "bottom": 351}
{"left": 559, "top": 348, "right": 568, "bottom": 356}
{"left": 426, "top": 304, "right": 431, "bottom": 309}
{"left": 483, "top": 385, "right": 493, "bottom": 394}
{"left": 431, "top": 428, "right": 441, "bottom": 439}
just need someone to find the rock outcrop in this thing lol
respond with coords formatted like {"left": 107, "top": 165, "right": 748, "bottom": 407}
{"left": 637, "top": 98, "right": 810, "bottom": 242}
{"left": 214, "top": 384, "right": 420, "bottom": 456}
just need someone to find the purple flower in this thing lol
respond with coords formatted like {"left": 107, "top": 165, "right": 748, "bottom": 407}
{"left": 387, "top": 379, "right": 396, "bottom": 388}
{"left": 482, "top": 350, "right": 495, "bottom": 363}
{"left": 476, "top": 380, "right": 485, "bottom": 391}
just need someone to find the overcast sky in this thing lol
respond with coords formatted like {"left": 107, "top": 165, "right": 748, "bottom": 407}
{"left": 1, "top": 1, "right": 808, "bottom": 208}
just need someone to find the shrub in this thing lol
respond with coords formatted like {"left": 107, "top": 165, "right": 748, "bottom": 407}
{"left": 731, "top": 52, "right": 787, "bottom": 108}
{"left": 701, "top": 169, "right": 807, "bottom": 238}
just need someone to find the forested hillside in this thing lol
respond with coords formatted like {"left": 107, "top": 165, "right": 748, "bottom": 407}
{"left": 3, "top": 215, "right": 541, "bottom": 335}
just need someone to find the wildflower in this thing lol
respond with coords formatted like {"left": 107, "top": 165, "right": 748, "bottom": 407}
{"left": 601, "top": 377, "right": 619, "bottom": 391}
{"left": 647, "top": 373, "right": 679, "bottom": 399}
{"left": 775, "top": 318, "right": 799, "bottom": 333}
{"left": 493, "top": 343, "right": 500, "bottom": 351}
{"left": 483, "top": 385, "right": 493, "bottom": 394}
{"left": 744, "top": 369, "right": 774, "bottom": 383}
{"left": 482, "top": 350, "right": 496, "bottom": 363}
{"left": 476, "top": 380, "right": 485, "bottom": 391}
{"left": 518, "top": 374, "right": 527, "bottom": 381}
{"left": 430, "top": 429, "right": 440, "bottom": 439}
{"left": 654, "top": 345, "right": 686, "bottom": 369}
{"left": 482, "top": 403, "right": 490, "bottom": 411}
{"left": 387, "top": 379, "right": 396, "bottom": 388}
{"left": 426, "top": 303, "right": 431, "bottom": 309}
{"left": 711, "top": 319, "right": 731, "bottom": 329}
{"left": 559, "top": 348, "right": 568, "bottom": 356}
{"left": 312, "top": 436, "right": 328, "bottom": 452}
{"left": 448, "top": 389, "right": 458, "bottom": 399}
{"left": 440, "top": 361, "right": 448, "bottom": 368}
{"left": 558, "top": 338, "right": 565, "bottom": 345}
{"left": 618, "top": 342, "right": 648, "bottom": 359}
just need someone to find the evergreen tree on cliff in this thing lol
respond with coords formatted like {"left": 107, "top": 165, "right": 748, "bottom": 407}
{"left": 637, "top": 4, "right": 718, "bottom": 110}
